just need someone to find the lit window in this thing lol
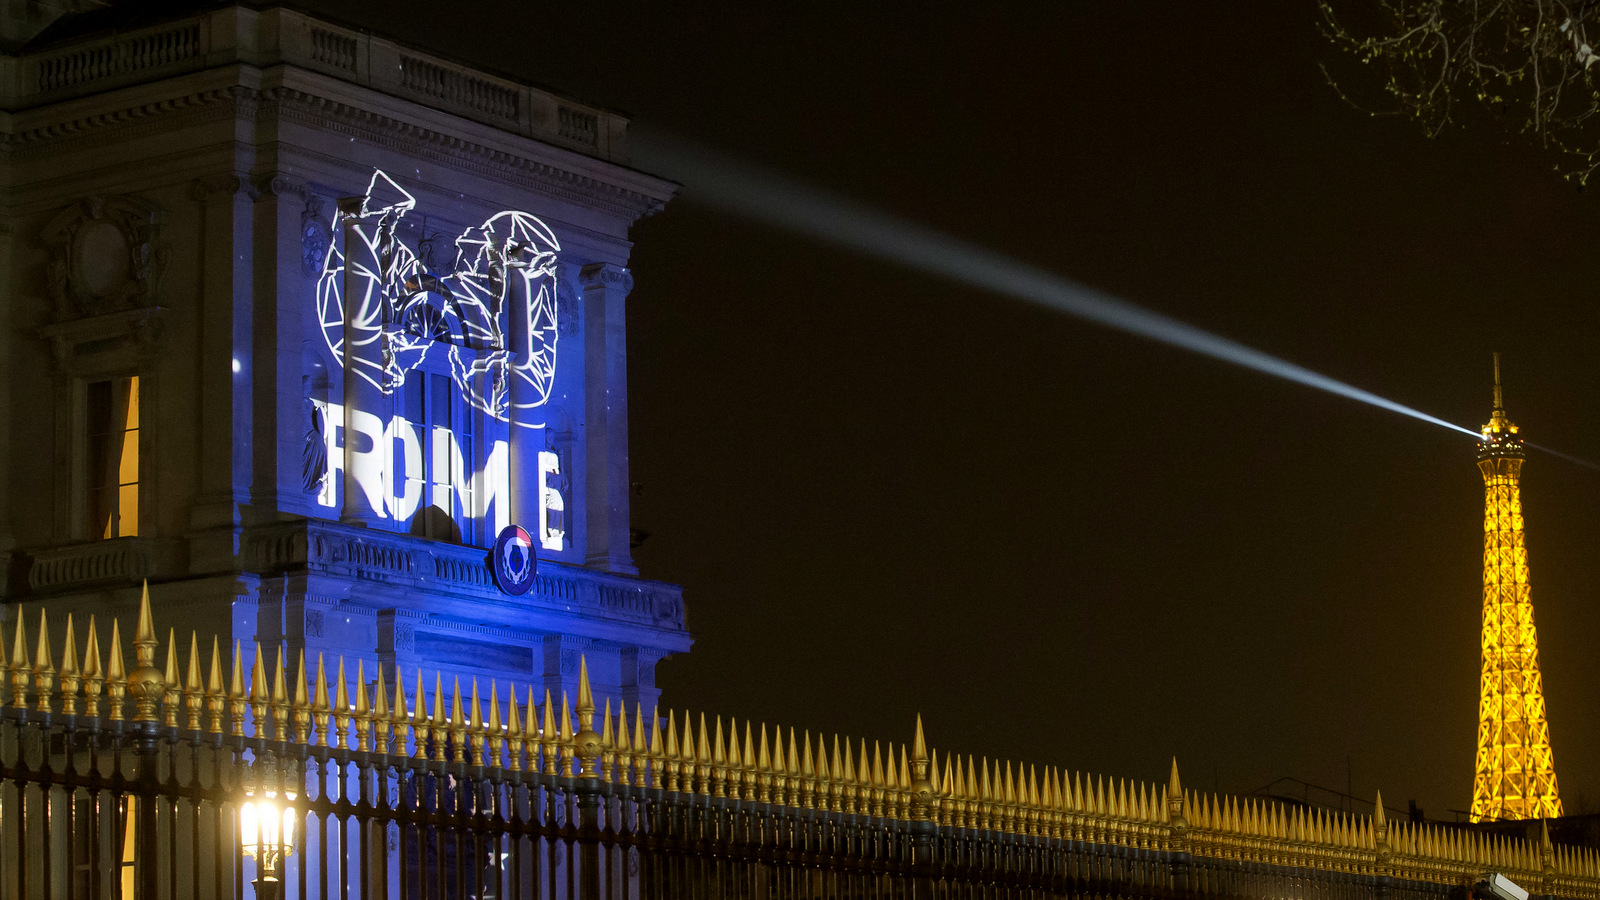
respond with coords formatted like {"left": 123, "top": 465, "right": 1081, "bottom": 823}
{"left": 87, "top": 376, "right": 140, "bottom": 540}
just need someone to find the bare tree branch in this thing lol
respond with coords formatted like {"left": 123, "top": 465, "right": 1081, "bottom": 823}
{"left": 1321, "top": 0, "right": 1600, "bottom": 181}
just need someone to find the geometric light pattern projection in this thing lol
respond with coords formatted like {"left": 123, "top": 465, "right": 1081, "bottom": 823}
{"left": 1470, "top": 356, "right": 1562, "bottom": 822}
{"left": 316, "top": 170, "right": 561, "bottom": 426}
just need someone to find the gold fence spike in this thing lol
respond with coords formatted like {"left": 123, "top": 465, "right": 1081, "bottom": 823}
{"left": 58, "top": 615, "right": 80, "bottom": 717}
{"left": 106, "top": 619, "right": 128, "bottom": 721}
{"left": 465, "top": 678, "right": 484, "bottom": 766}
{"left": 375, "top": 665, "right": 395, "bottom": 752}
{"left": 312, "top": 653, "right": 332, "bottom": 748}
{"left": 83, "top": 617, "right": 106, "bottom": 720}
{"left": 677, "top": 710, "right": 696, "bottom": 790}
{"left": 271, "top": 648, "right": 290, "bottom": 739}
{"left": 633, "top": 703, "right": 648, "bottom": 763}
{"left": 491, "top": 681, "right": 507, "bottom": 768}
{"left": 160, "top": 629, "right": 180, "bottom": 728}
{"left": 288, "top": 650, "right": 309, "bottom": 744}
{"left": 357, "top": 660, "right": 376, "bottom": 753}
{"left": 426, "top": 672, "right": 444, "bottom": 760}
{"left": 785, "top": 726, "right": 800, "bottom": 780}
{"left": 739, "top": 719, "right": 755, "bottom": 800}
{"left": 9, "top": 609, "right": 29, "bottom": 708}
{"left": 723, "top": 716, "right": 740, "bottom": 797}
{"left": 449, "top": 677, "right": 468, "bottom": 764}
{"left": 540, "top": 689, "right": 557, "bottom": 775}
{"left": 597, "top": 697, "right": 615, "bottom": 780}
{"left": 410, "top": 669, "right": 428, "bottom": 759}
{"left": 576, "top": 654, "right": 594, "bottom": 728}
{"left": 182, "top": 632, "right": 203, "bottom": 730}
{"left": 206, "top": 636, "right": 226, "bottom": 735}
{"left": 558, "top": 691, "right": 576, "bottom": 775}
{"left": 134, "top": 581, "right": 155, "bottom": 662}
{"left": 504, "top": 683, "right": 525, "bottom": 773}
{"left": 611, "top": 698, "right": 628, "bottom": 784}
{"left": 249, "top": 642, "right": 267, "bottom": 701}
{"left": 801, "top": 728, "right": 816, "bottom": 784}
{"left": 661, "top": 707, "right": 679, "bottom": 789}
{"left": 33, "top": 609, "right": 55, "bottom": 707}
{"left": 383, "top": 667, "right": 402, "bottom": 751}
{"left": 931, "top": 755, "right": 947, "bottom": 824}
{"left": 184, "top": 633, "right": 201, "bottom": 694}
{"left": 882, "top": 744, "right": 896, "bottom": 817}
{"left": 333, "top": 656, "right": 351, "bottom": 751}
{"left": 236, "top": 642, "right": 256, "bottom": 737}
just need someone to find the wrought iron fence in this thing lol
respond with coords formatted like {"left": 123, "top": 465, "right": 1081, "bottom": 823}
{"left": 0, "top": 589, "right": 1595, "bottom": 899}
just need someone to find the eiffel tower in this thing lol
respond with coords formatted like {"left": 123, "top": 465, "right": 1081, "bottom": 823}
{"left": 1470, "top": 353, "right": 1562, "bottom": 821}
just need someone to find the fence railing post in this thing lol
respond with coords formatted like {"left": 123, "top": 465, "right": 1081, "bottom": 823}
{"left": 572, "top": 658, "right": 604, "bottom": 900}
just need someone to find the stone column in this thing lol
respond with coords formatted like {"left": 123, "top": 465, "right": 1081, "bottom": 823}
{"left": 579, "top": 263, "right": 636, "bottom": 575}
{"left": 189, "top": 174, "right": 258, "bottom": 572}
{"left": 0, "top": 222, "right": 13, "bottom": 595}
{"left": 337, "top": 197, "right": 386, "bottom": 526}
{"left": 249, "top": 176, "right": 318, "bottom": 521}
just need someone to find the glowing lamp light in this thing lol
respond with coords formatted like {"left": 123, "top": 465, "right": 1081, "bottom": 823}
{"left": 239, "top": 790, "right": 296, "bottom": 899}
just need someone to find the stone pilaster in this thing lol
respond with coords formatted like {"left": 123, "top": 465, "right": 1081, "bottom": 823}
{"left": 187, "top": 174, "right": 258, "bottom": 572}
{"left": 0, "top": 222, "right": 13, "bottom": 597}
{"left": 249, "top": 175, "right": 319, "bottom": 522}
{"left": 579, "top": 263, "right": 636, "bottom": 575}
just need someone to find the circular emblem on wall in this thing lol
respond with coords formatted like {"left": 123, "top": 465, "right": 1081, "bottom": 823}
{"left": 490, "top": 525, "right": 537, "bottom": 595}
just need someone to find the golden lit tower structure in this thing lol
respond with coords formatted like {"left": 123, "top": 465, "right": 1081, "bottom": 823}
{"left": 1471, "top": 354, "right": 1562, "bottom": 822}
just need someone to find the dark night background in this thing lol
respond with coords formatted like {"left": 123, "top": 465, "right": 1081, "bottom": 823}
{"left": 301, "top": 1, "right": 1600, "bottom": 819}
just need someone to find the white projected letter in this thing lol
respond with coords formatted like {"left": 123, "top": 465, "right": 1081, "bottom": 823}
{"left": 538, "top": 450, "right": 565, "bottom": 551}
{"left": 313, "top": 399, "right": 342, "bottom": 509}
{"left": 350, "top": 408, "right": 389, "bottom": 518}
{"left": 473, "top": 440, "right": 511, "bottom": 537}
{"left": 383, "top": 416, "right": 424, "bottom": 521}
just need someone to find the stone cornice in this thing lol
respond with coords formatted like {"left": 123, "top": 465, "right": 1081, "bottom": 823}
{"left": 265, "top": 87, "right": 669, "bottom": 222}
{"left": 0, "top": 85, "right": 248, "bottom": 159}
{"left": 0, "top": 81, "right": 671, "bottom": 223}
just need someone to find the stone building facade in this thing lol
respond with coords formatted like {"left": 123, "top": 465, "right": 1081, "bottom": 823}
{"left": 0, "top": 1, "right": 689, "bottom": 711}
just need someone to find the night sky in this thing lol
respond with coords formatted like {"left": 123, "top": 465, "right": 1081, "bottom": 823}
{"left": 305, "top": 1, "right": 1600, "bottom": 820}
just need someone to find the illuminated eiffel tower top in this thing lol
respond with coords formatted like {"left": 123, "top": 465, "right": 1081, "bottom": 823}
{"left": 1470, "top": 353, "right": 1562, "bottom": 822}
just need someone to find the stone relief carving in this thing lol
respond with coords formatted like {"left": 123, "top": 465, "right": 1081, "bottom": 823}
{"left": 301, "top": 193, "right": 329, "bottom": 278}
{"left": 557, "top": 262, "right": 581, "bottom": 338}
{"left": 40, "top": 195, "right": 168, "bottom": 321}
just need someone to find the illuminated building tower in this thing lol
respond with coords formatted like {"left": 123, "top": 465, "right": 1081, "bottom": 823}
{"left": 1470, "top": 354, "right": 1562, "bottom": 821}
{"left": 0, "top": 2, "right": 690, "bottom": 711}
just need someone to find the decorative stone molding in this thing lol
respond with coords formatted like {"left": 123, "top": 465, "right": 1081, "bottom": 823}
{"left": 237, "top": 519, "right": 688, "bottom": 632}
{"left": 33, "top": 21, "right": 203, "bottom": 94}
{"left": 26, "top": 537, "right": 182, "bottom": 591}
{"left": 190, "top": 173, "right": 258, "bottom": 204}
{"left": 2, "top": 83, "right": 668, "bottom": 221}
{"left": 264, "top": 89, "right": 666, "bottom": 220}
{"left": 39, "top": 195, "right": 168, "bottom": 322}
{"left": 579, "top": 262, "right": 634, "bottom": 295}
{"left": 1, "top": 87, "right": 250, "bottom": 160}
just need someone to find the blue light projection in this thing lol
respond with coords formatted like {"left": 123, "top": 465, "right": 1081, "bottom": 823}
{"left": 316, "top": 170, "right": 561, "bottom": 427}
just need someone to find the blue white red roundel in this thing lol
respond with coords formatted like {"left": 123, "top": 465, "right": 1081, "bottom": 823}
{"left": 491, "top": 525, "right": 536, "bottom": 595}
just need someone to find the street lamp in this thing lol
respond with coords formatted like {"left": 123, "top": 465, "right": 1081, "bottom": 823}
{"left": 239, "top": 788, "right": 296, "bottom": 900}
